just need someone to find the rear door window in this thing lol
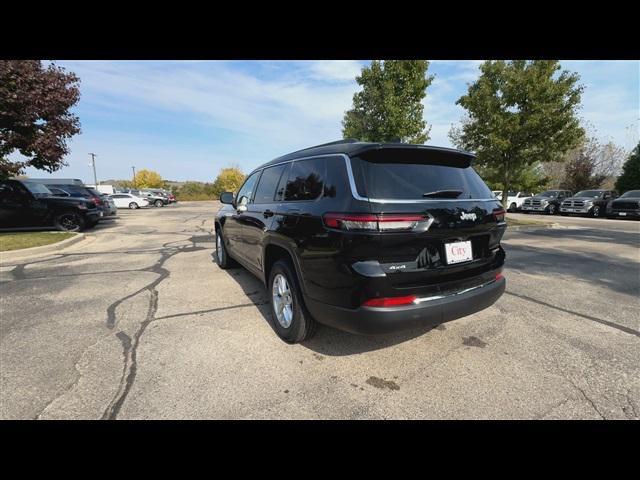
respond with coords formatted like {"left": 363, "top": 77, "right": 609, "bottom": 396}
{"left": 253, "top": 165, "right": 286, "bottom": 204}
{"left": 349, "top": 154, "right": 493, "bottom": 200}
{"left": 284, "top": 158, "right": 326, "bottom": 201}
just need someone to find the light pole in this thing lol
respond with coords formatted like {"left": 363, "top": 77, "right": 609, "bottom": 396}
{"left": 88, "top": 153, "right": 98, "bottom": 186}
{"left": 132, "top": 166, "right": 136, "bottom": 188}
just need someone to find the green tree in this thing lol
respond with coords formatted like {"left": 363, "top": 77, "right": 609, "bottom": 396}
{"left": 1, "top": 61, "right": 81, "bottom": 179}
{"left": 449, "top": 60, "right": 585, "bottom": 207}
{"left": 212, "top": 166, "right": 245, "bottom": 196}
{"left": 342, "top": 60, "right": 433, "bottom": 143}
{"left": 133, "top": 169, "right": 164, "bottom": 188}
{"left": 615, "top": 142, "right": 640, "bottom": 193}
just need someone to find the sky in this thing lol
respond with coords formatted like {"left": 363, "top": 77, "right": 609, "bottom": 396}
{"left": 22, "top": 60, "right": 640, "bottom": 184}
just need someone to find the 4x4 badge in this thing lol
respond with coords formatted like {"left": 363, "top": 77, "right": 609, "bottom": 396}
{"left": 460, "top": 212, "right": 477, "bottom": 221}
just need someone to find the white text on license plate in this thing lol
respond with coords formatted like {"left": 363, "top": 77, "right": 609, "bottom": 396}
{"left": 445, "top": 240, "right": 473, "bottom": 265}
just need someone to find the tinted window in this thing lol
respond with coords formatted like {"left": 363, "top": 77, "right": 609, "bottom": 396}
{"left": 284, "top": 158, "right": 326, "bottom": 201}
{"left": 575, "top": 190, "right": 603, "bottom": 197}
{"left": 23, "top": 183, "right": 52, "bottom": 197}
{"left": 621, "top": 190, "right": 640, "bottom": 197}
{"left": 350, "top": 156, "right": 492, "bottom": 200}
{"left": 236, "top": 172, "right": 260, "bottom": 206}
{"left": 254, "top": 165, "right": 286, "bottom": 204}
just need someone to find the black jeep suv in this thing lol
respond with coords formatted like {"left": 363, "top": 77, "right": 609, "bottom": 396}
{"left": 214, "top": 141, "right": 506, "bottom": 343}
{"left": 0, "top": 179, "right": 101, "bottom": 231}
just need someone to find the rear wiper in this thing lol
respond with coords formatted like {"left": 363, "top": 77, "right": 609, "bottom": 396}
{"left": 422, "top": 189, "right": 464, "bottom": 198}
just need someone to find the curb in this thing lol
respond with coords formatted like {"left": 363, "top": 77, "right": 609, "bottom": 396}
{"left": 0, "top": 232, "right": 86, "bottom": 264}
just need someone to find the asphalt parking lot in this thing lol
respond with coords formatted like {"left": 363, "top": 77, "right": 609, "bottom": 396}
{"left": 1, "top": 202, "right": 638, "bottom": 420}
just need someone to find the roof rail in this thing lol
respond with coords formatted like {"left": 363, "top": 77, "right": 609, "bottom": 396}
{"left": 288, "top": 138, "right": 360, "bottom": 156}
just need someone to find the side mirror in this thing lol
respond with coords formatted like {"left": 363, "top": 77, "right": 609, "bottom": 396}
{"left": 220, "top": 192, "right": 234, "bottom": 205}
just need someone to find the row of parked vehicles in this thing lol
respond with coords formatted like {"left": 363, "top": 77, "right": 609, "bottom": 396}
{"left": 0, "top": 178, "right": 177, "bottom": 232}
{"left": 493, "top": 189, "right": 640, "bottom": 219}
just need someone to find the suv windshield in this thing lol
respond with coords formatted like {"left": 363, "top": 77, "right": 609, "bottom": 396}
{"left": 23, "top": 182, "right": 53, "bottom": 197}
{"left": 349, "top": 155, "right": 493, "bottom": 200}
{"left": 574, "top": 190, "right": 603, "bottom": 197}
{"left": 621, "top": 190, "right": 640, "bottom": 198}
{"left": 538, "top": 191, "right": 559, "bottom": 197}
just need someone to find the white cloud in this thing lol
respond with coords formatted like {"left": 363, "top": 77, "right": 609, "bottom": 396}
{"left": 305, "top": 60, "right": 364, "bottom": 82}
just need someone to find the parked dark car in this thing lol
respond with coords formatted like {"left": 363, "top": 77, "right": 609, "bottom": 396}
{"left": 101, "top": 194, "right": 118, "bottom": 216}
{"left": 214, "top": 140, "right": 506, "bottom": 343}
{"left": 607, "top": 190, "right": 640, "bottom": 219}
{"left": 139, "top": 190, "right": 170, "bottom": 207}
{"left": 560, "top": 190, "right": 617, "bottom": 217}
{"left": 520, "top": 190, "right": 572, "bottom": 215}
{"left": 24, "top": 180, "right": 109, "bottom": 217}
{"left": 0, "top": 180, "right": 101, "bottom": 231}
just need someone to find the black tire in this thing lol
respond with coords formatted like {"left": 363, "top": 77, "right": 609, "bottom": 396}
{"left": 54, "top": 211, "right": 85, "bottom": 232}
{"left": 508, "top": 202, "right": 517, "bottom": 213}
{"left": 215, "top": 229, "right": 237, "bottom": 269}
{"left": 591, "top": 206, "right": 601, "bottom": 217}
{"left": 154, "top": 199, "right": 164, "bottom": 207}
{"left": 128, "top": 202, "right": 139, "bottom": 210}
{"left": 268, "top": 259, "right": 316, "bottom": 343}
{"left": 546, "top": 204, "right": 557, "bottom": 215}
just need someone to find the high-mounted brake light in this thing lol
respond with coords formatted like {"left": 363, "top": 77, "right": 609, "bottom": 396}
{"left": 493, "top": 208, "right": 506, "bottom": 222}
{"left": 323, "top": 213, "right": 430, "bottom": 232}
{"left": 362, "top": 295, "right": 417, "bottom": 308}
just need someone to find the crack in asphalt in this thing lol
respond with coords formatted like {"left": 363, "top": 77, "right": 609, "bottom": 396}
{"left": 505, "top": 291, "right": 640, "bottom": 338}
{"left": 101, "top": 236, "right": 208, "bottom": 420}
{"left": 566, "top": 376, "right": 606, "bottom": 420}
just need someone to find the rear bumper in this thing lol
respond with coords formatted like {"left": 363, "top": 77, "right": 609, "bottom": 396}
{"left": 305, "top": 276, "right": 506, "bottom": 335}
{"left": 85, "top": 211, "right": 102, "bottom": 222}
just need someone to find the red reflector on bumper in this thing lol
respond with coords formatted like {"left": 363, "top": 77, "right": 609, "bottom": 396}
{"left": 496, "top": 273, "right": 504, "bottom": 281}
{"left": 362, "top": 295, "right": 417, "bottom": 308}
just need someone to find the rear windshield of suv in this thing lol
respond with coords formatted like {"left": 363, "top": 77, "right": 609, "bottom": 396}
{"left": 349, "top": 155, "right": 493, "bottom": 200}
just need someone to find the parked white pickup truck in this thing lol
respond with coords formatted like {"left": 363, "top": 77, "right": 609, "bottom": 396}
{"left": 492, "top": 191, "right": 534, "bottom": 212}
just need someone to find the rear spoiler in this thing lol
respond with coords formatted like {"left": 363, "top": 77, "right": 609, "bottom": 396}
{"left": 352, "top": 144, "right": 475, "bottom": 168}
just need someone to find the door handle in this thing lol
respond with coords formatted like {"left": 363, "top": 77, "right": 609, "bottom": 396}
{"left": 263, "top": 209, "right": 274, "bottom": 218}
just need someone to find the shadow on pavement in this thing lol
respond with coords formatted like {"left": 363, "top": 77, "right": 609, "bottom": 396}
{"left": 505, "top": 242, "right": 640, "bottom": 296}
{"left": 510, "top": 227, "right": 640, "bottom": 248}
{"left": 211, "top": 251, "right": 438, "bottom": 356}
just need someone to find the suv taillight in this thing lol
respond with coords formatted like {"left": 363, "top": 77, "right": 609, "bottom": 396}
{"left": 493, "top": 208, "right": 506, "bottom": 222}
{"left": 323, "top": 213, "right": 430, "bottom": 232}
{"left": 93, "top": 196, "right": 103, "bottom": 205}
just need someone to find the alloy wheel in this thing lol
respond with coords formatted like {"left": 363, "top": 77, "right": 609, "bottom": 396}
{"left": 272, "top": 273, "right": 294, "bottom": 328}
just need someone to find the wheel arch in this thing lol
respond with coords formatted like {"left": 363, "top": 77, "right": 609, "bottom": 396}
{"left": 262, "top": 240, "right": 306, "bottom": 293}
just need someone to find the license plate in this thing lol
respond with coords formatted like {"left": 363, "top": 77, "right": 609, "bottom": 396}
{"left": 99, "top": 211, "right": 104, "bottom": 217}
{"left": 564, "top": 208, "right": 573, "bottom": 212}
{"left": 619, "top": 212, "right": 627, "bottom": 216}
{"left": 445, "top": 240, "right": 473, "bottom": 265}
